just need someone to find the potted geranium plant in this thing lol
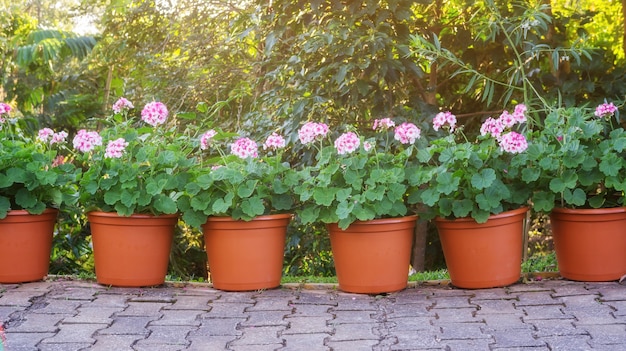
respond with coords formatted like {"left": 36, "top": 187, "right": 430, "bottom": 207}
{"left": 73, "top": 97, "right": 193, "bottom": 287}
{"left": 409, "top": 105, "right": 532, "bottom": 289}
{"left": 293, "top": 119, "right": 420, "bottom": 294}
{"left": 178, "top": 128, "right": 299, "bottom": 291}
{"left": 520, "top": 102, "right": 626, "bottom": 282}
{"left": 0, "top": 102, "right": 78, "bottom": 283}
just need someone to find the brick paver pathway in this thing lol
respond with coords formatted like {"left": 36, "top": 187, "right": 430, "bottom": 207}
{"left": 0, "top": 279, "right": 624, "bottom": 350}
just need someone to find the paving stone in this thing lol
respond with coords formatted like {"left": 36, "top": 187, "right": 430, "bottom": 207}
{"left": 329, "top": 310, "right": 378, "bottom": 324}
{"left": 387, "top": 316, "right": 436, "bottom": 332}
{"left": 229, "top": 325, "right": 284, "bottom": 346}
{"left": 472, "top": 298, "right": 520, "bottom": 314}
{"left": 551, "top": 283, "right": 597, "bottom": 297}
{"left": 386, "top": 303, "right": 434, "bottom": 318}
{"left": 191, "top": 317, "right": 245, "bottom": 336}
{"left": 62, "top": 306, "right": 122, "bottom": 324}
{"left": 40, "top": 322, "right": 106, "bottom": 344}
{"left": 326, "top": 339, "right": 380, "bottom": 351}
{"left": 30, "top": 298, "right": 81, "bottom": 314}
{"left": 432, "top": 296, "right": 475, "bottom": 309}
{"left": 433, "top": 307, "right": 478, "bottom": 323}
{"left": 49, "top": 285, "right": 104, "bottom": 301}
{"left": 489, "top": 329, "right": 546, "bottom": 348}
{"left": 480, "top": 313, "right": 529, "bottom": 330}
{"left": 331, "top": 294, "right": 377, "bottom": 311}
{"left": 6, "top": 312, "right": 70, "bottom": 333}
{"left": 116, "top": 301, "right": 169, "bottom": 317}
{"left": 605, "top": 300, "right": 626, "bottom": 316}
{"left": 542, "top": 335, "right": 592, "bottom": 350}
{"left": 88, "top": 293, "right": 130, "bottom": 308}
{"left": 507, "top": 283, "right": 553, "bottom": 293}
{"left": 38, "top": 342, "right": 93, "bottom": 351}
{"left": 573, "top": 309, "right": 621, "bottom": 325}
{"left": 0, "top": 291, "right": 39, "bottom": 307}
{"left": 522, "top": 305, "right": 574, "bottom": 320}
{"left": 247, "top": 297, "right": 294, "bottom": 311}
{"left": 531, "top": 318, "right": 586, "bottom": 337}
{"left": 586, "top": 284, "right": 626, "bottom": 301}
{"left": 186, "top": 335, "right": 238, "bottom": 351}
{"left": 290, "top": 303, "right": 333, "bottom": 316}
{"left": 444, "top": 339, "right": 495, "bottom": 350}
{"left": 578, "top": 324, "right": 626, "bottom": 345}
{"left": 239, "top": 310, "right": 290, "bottom": 327}
{"left": 97, "top": 316, "right": 153, "bottom": 336}
{"left": 293, "top": 290, "right": 337, "bottom": 306}
{"left": 514, "top": 291, "right": 564, "bottom": 307}
{"left": 202, "top": 302, "right": 254, "bottom": 318}
{"left": 2, "top": 332, "right": 56, "bottom": 351}
{"left": 229, "top": 344, "right": 284, "bottom": 351}
{"left": 89, "top": 334, "right": 145, "bottom": 351}
{"left": 329, "top": 322, "right": 379, "bottom": 341}
{"left": 439, "top": 322, "right": 491, "bottom": 340}
{"left": 282, "top": 333, "right": 330, "bottom": 351}
{"left": 0, "top": 305, "right": 24, "bottom": 322}
{"left": 214, "top": 291, "right": 256, "bottom": 303}
{"left": 12, "top": 281, "right": 54, "bottom": 293}
{"left": 391, "top": 330, "right": 444, "bottom": 349}
{"left": 149, "top": 309, "right": 202, "bottom": 326}
{"left": 136, "top": 325, "right": 191, "bottom": 347}
{"left": 164, "top": 295, "right": 212, "bottom": 310}
{"left": 282, "top": 316, "right": 333, "bottom": 334}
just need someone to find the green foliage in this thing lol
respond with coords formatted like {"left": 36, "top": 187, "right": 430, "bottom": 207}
{"left": 294, "top": 120, "right": 420, "bottom": 229}
{"left": 0, "top": 107, "right": 79, "bottom": 218}
{"left": 75, "top": 103, "right": 193, "bottom": 216}
{"left": 521, "top": 104, "right": 626, "bottom": 211}
{"left": 410, "top": 106, "right": 532, "bottom": 222}
{"left": 179, "top": 128, "right": 299, "bottom": 228}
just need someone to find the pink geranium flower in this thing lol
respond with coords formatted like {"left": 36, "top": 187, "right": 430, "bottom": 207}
{"left": 73, "top": 130, "right": 103, "bottom": 153}
{"left": 334, "top": 132, "right": 360, "bottom": 155}
{"left": 105, "top": 138, "right": 129, "bottom": 159}
{"left": 231, "top": 137, "right": 258, "bottom": 159}
{"left": 263, "top": 132, "right": 287, "bottom": 151}
{"left": 298, "top": 122, "right": 329, "bottom": 145}
{"left": 394, "top": 122, "right": 421, "bottom": 144}
{"left": 141, "top": 101, "right": 168, "bottom": 126}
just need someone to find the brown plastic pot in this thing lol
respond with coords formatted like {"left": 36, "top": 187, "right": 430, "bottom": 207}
{"left": 435, "top": 207, "right": 527, "bottom": 289}
{"left": 202, "top": 214, "right": 291, "bottom": 291}
{"left": 88, "top": 211, "right": 177, "bottom": 287}
{"left": 550, "top": 207, "right": 626, "bottom": 282}
{"left": 327, "top": 215, "right": 418, "bottom": 294}
{"left": 0, "top": 209, "right": 58, "bottom": 283}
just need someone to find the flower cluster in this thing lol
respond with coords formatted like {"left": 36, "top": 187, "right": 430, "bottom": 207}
{"left": 394, "top": 122, "right": 421, "bottom": 144}
{"left": 298, "top": 122, "right": 329, "bottom": 144}
{"left": 372, "top": 118, "right": 395, "bottom": 131}
{"left": 476, "top": 104, "right": 529, "bottom": 154}
{"left": 200, "top": 130, "right": 217, "bottom": 150}
{"left": 231, "top": 137, "right": 259, "bottom": 159}
{"left": 104, "top": 138, "right": 128, "bottom": 159}
{"left": 73, "top": 130, "right": 103, "bottom": 153}
{"left": 112, "top": 97, "right": 134, "bottom": 114}
{"left": 334, "top": 132, "right": 360, "bottom": 155}
{"left": 0, "top": 103, "right": 10, "bottom": 123}
{"left": 595, "top": 102, "right": 618, "bottom": 119}
{"left": 140, "top": 101, "right": 168, "bottom": 126}
{"left": 433, "top": 111, "right": 456, "bottom": 132}
{"left": 263, "top": 132, "right": 286, "bottom": 151}
{"left": 37, "top": 128, "right": 68, "bottom": 145}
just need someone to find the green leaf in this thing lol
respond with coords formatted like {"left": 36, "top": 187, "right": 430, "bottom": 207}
{"left": 241, "top": 197, "right": 265, "bottom": 217}
{"left": 15, "top": 188, "right": 37, "bottom": 208}
{"left": 153, "top": 195, "right": 178, "bottom": 214}
{"left": 313, "top": 187, "right": 337, "bottom": 206}
{"left": 452, "top": 199, "right": 473, "bottom": 218}
{"left": 470, "top": 168, "right": 496, "bottom": 190}
{"left": 237, "top": 180, "right": 258, "bottom": 198}
{"left": 299, "top": 206, "right": 320, "bottom": 225}
{"left": 336, "top": 201, "right": 354, "bottom": 220}
{"left": 435, "top": 172, "right": 459, "bottom": 195}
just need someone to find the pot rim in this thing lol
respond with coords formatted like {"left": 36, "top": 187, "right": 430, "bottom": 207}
{"left": 205, "top": 213, "right": 293, "bottom": 223}
{"left": 434, "top": 206, "right": 529, "bottom": 224}
{"left": 5, "top": 208, "right": 59, "bottom": 216}
{"left": 87, "top": 211, "right": 179, "bottom": 219}
{"left": 551, "top": 206, "right": 626, "bottom": 215}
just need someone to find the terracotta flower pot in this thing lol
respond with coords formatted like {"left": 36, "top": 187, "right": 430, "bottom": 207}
{"left": 550, "top": 207, "right": 626, "bottom": 282}
{"left": 0, "top": 209, "right": 58, "bottom": 283}
{"left": 88, "top": 211, "right": 177, "bottom": 287}
{"left": 327, "top": 215, "right": 418, "bottom": 294}
{"left": 435, "top": 207, "right": 527, "bottom": 289}
{"left": 202, "top": 214, "right": 291, "bottom": 291}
